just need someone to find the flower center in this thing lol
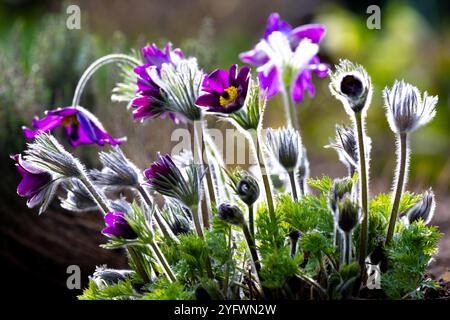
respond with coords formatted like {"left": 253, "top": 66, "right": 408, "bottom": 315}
{"left": 219, "top": 86, "right": 238, "bottom": 107}
{"left": 61, "top": 115, "right": 79, "bottom": 127}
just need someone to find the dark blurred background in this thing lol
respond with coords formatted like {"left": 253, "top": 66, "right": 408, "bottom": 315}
{"left": 0, "top": 0, "right": 449, "bottom": 300}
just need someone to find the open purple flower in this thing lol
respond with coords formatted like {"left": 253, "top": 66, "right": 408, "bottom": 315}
{"left": 102, "top": 211, "right": 137, "bottom": 239}
{"left": 195, "top": 64, "right": 250, "bottom": 113}
{"left": 11, "top": 154, "right": 56, "bottom": 213}
{"left": 240, "top": 13, "right": 328, "bottom": 103}
{"left": 23, "top": 106, "right": 125, "bottom": 147}
{"left": 131, "top": 43, "right": 184, "bottom": 123}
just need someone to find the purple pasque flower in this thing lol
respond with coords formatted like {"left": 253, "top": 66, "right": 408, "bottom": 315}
{"left": 144, "top": 153, "right": 181, "bottom": 191}
{"left": 102, "top": 211, "right": 137, "bottom": 239}
{"left": 11, "top": 154, "right": 56, "bottom": 212}
{"left": 131, "top": 43, "right": 184, "bottom": 123}
{"left": 240, "top": 12, "right": 328, "bottom": 103}
{"left": 23, "top": 106, "right": 125, "bottom": 147}
{"left": 195, "top": 64, "right": 250, "bottom": 113}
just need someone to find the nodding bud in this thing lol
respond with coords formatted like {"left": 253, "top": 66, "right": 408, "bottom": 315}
{"left": 237, "top": 173, "right": 260, "bottom": 206}
{"left": 24, "top": 132, "right": 84, "bottom": 178}
{"left": 406, "top": 188, "right": 436, "bottom": 225}
{"left": 266, "top": 127, "right": 302, "bottom": 173}
{"left": 94, "top": 146, "right": 142, "bottom": 191}
{"left": 383, "top": 80, "right": 437, "bottom": 134}
{"left": 329, "top": 177, "right": 353, "bottom": 214}
{"left": 60, "top": 178, "right": 98, "bottom": 212}
{"left": 329, "top": 59, "right": 372, "bottom": 114}
{"left": 326, "top": 125, "right": 358, "bottom": 173}
{"left": 217, "top": 202, "right": 245, "bottom": 227}
{"left": 337, "top": 196, "right": 361, "bottom": 233}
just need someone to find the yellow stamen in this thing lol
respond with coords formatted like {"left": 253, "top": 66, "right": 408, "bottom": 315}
{"left": 219, "top": 86, "right": 238, "bottom": 107}
{"left": 61, "top": 115, "right": 78, "bottom": 127}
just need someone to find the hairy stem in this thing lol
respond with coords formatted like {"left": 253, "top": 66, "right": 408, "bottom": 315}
{"left": 78, "top": 172, "right": 110, "bottom": 215}
{"left": 386, "top": 132, "right": 408, "bottom": 244}
{"left": 250, "top": 130, "right": 275, "bottom": 223}
{"left": 149, "top": 241, "right": 176, "bottom": 283}
{"left": 288, "top": 170, "right": 298, "bottom": 201}
{"left": 354, "top": 113, "right": 369, "bottom": 271}
{"left": 281, "top": 86, "right": 298, "bottom": 129}
{"left": 193, "top": 121, "right": 213, "bottom": 230}
{"left": 137, "top": 185, "right": 179, "bottom": 243}
{"left": 72, "top": 53, "right": 141, "bottom": 107}
{"left": 248, "top": 204, "right": 254, "bottom": 240}
{"left": 189, "top": 204, "right": 204, "bottom": 239}
{"left": 241, "top": 223, "right": 265, "bottom": 299}
{"left": 343, "top": 231, "right": 352, "bottom": 265}
{"left": 128, "top": 246, "right": 151, "bottom": 284}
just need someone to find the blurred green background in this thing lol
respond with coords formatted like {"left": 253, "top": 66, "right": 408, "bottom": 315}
{"left": 0, "top": 0, "right": 449, "bottom": 299}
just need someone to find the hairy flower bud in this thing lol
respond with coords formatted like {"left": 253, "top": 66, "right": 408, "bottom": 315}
{"left": 326, "top": 125, "right": 358, "bottom": 173}
{"left": 406, "top": 188, "right": 436, "bottom": 225}
{"left": 329, "top": 60, "right": 372, "bottom": 114}
{"left": 92, "top": 265, "right": 133, "bottom": 288}
{"left": 217, "top": 202, "right": 245, "bottom": 226}
{"left": 93, "top": 146, "right": 142, "bottom": 191}
{"left": 60, "top": 178, "right": 98, "bottom": 212}
{"left": 266, "top": 127, "right": 302, "bottom": 172}
{"left": 328, "top": 177, "right": 353, "bottom": 214}
{"left": 383, "top": 80, "right": 437, "bottom": 134}
{"left": 237, "top": 173, "right": 260, "bottom": 206}
{"left": 337, "top": 196, "right": 361, "bottom": 233}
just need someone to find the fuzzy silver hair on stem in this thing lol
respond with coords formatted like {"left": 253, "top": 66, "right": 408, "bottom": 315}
{"left": 329, "top": 60, "right": 372, "bottom": 272}
{"left": 384, "top": 81, "right": 438, "bottom": 244}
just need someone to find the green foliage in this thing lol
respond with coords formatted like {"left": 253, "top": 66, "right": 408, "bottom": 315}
{"left": 307, "top": 176, "right": 333, "bottom": 194}
{"left": 79, "top": 279, "right": 139, "bottom": 300}
{"left": 175, "top": 233, "right": 211, "bottom": 283}
{"left": 255, "top": 203, "right": 287, "bottom": 252}
{"left": 382, "top": 221, "right": 441, "bottom": 299}
{"left": 300, "top": 231, "right": 335, "bottom": 258}
{"left": 260, "top": 247, "right": 301, "bottom": 289}
{"left": 278, "top": 193, "right": 334, "bottom": 235}
{"left": 144, "top": 278, "right": 194, "bottom": 300}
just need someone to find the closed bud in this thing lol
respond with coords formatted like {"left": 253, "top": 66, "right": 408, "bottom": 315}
{"left": 337, "top": 196, "right": 361, "bottom": 233}
{"left": 266, "top": 127, "right": 302, "bottom": 173}
{"left": 329, "top": 177, "right": 353, "bottom": 214}
{"left": 237, "top": 173, "right": 260, "bottom": 206}
{"left": 217, "top": 202, "right": 245, "bottom": 227}
{"left": 407, "top": 188, "right": 436, "bottom": 225}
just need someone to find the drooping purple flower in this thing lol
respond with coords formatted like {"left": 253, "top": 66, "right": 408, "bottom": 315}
{"left": 23, "top": 106, "right": 125, "bottom": 147}
{"left": 102, "top": 211, "right": 137, "bottom": 239}
{"left": 131, "top": 43, "right": 184, "bottom": 123}
{"left": 144, "top": 153, "right": 202, "bottom": 207}
{"left": 195, "top": 64, "right": 250, "bottom": 113}
{"left": 144, "top": 153, "right": 181, "bottom": 191}
{"left": 11, "top": 154, "right": 56, "bottom": 212}
{"left": 240, "top": 12, "right": 328, "bottom": 103}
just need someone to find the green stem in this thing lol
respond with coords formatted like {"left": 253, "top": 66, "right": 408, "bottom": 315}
{"left": 354, "top": 113, "right": 369, "bottom": 271}
{"left": 189, "top": 204, "right": 204, "bottom": 239}
{"left": 128, "top": 246, "right": 151, "bottom": 284}
{"left": 288, "top": 170, "right": 298, "bottom": 201}
{"left": 149, "top": 241, "right": 176, "bottom": 283}
{"left": 193, "top": 121, "right": 213, "bottom": 230}
{"left": 281, "top": 86, "right": 298, "bottom": 129}
{"left": 78, "top": 172, "right": 109, "bottom": 215}
{"left": 248, "top": 204, "right": 254, "bottom": 240}
{"left": 343, "top": 232, "right": 352, "bottom": 265}
{"left": 386, "top": 132, "right": 408, "bottom": 244}
{"left": 241, "top": 223, "right": 265, "bottom": 299}
{"left": 72, "top": 53, "right": 141, "bottom": 107}
{"left": 222, "top": 227, "right": 232, "bottom": 298}
{"left": 137, "top": 185, "right": 179, "bottom": 243}
{"left": 250, "top": 130, "right": 275, "bottom": 223}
